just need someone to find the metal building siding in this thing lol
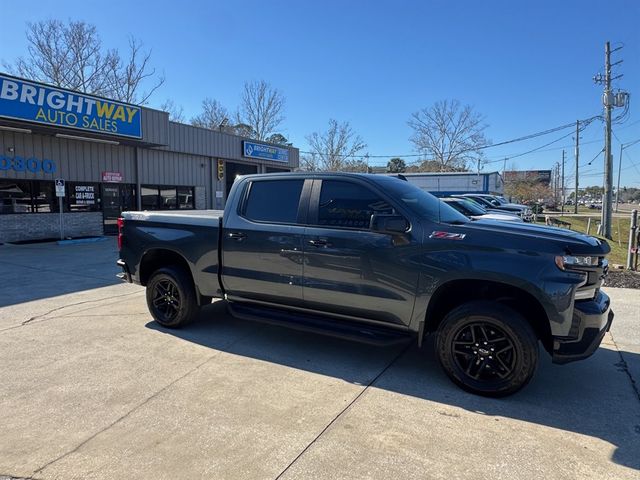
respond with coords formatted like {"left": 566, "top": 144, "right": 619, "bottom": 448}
{"left": 161, "top": 122, "right": 299, "bottom": 168}
{"left": 140, "top": 108, "right": 170, "bottom": 146}
{"left": 0, "top": 130, "right": 136, "bottom": 183}
{"left": 138, "top": 148, "right": 208, "bottom": 187}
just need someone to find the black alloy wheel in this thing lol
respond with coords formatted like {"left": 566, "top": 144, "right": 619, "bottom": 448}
{"left": 146, "top": 266, "right": 199, "bottom": 328}
{"left": 451, "top": 322, "right": 517, "bottom": 382}
{"left": 435, "top": 301, "right": 539, "bottom": 397}
{"left": 151, "top": 279, "right": 182, "bottom": 323}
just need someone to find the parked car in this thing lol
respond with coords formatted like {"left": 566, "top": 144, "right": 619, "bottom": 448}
{"left": 454, "top": 194, "right": 533, "bottom": 222}
{"left": 442, "top": 197, "right": 523, "bottom": 222}
{"left": 117, "top": 173, "right": 613, "bottom": 397}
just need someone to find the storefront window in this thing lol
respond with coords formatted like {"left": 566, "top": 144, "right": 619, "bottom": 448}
{"left": 0, "top": 180, "right": 61, "bottom": 214}
{"left": 142, "top": 185, "right": 195, "bottom": 210}
{"left": 160, "top": 187, "right": 177, "bottom": 209}
{"left": 141, "top": 186, "right": 160, "bottom": 210}
{"left": 32, "top": 182, "right": 58, "bottom": 213}
{"left": 0, "top": 180, "right": 32, "bottom": 214}
{"left": 67, "top": 183, "right": 101, "bottom": 212}
{"left": 177, "top": 187, "right": 194, "bottom": 209}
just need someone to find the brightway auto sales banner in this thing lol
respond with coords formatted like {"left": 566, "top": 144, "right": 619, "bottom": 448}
{"left": 0, "top": 73, "right": 142, "bottom": 138}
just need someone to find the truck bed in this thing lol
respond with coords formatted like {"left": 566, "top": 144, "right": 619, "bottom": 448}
{"left": 119, "top": 209, "right": 224, "bottom": 299}
{"left": 122, "top": 209, "right": 224, "bottom": 226}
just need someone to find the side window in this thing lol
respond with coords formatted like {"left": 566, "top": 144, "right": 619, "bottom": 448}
{"left": 243, "top": 179, "right": 304, "bottom": 224}
{"left": 315, "top": 180, "right": 394, "bottom": 229}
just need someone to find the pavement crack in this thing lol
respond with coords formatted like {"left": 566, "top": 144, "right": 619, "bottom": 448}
{"left": 273, "top": 342, "right": 412, "bottom": 480}
{"left": 0, "top": 292, "right": 144, "bottom": 334}
{"left": 21, "top": 292, "right": 142, "bottom": 326}
{"left": 609, "top": 332, "right": 640, "bottom": 405}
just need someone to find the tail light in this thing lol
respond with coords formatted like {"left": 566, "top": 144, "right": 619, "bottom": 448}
{"left": 117, "top": 217, "right": 124, "bottom": 250}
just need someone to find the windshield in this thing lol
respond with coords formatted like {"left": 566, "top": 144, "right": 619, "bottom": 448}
{"left": 373, "top": 177, "right": 468, "bottom": 224}
{"left": 465, "top": 196, "right": 494, "bottom": 208}
{"left": 494, "top": 196, "right": 508, "bottom": 205}
{"left": 457, "top": 199, "right": 487, "bottom": 215}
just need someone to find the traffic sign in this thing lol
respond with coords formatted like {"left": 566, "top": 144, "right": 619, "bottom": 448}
{"left": 55, "top": 179, "right": 65, "bottom": 197}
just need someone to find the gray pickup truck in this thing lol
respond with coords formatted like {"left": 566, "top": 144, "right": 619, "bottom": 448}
{"left": 117, "top": 172, "right": 613, "bottom": 396}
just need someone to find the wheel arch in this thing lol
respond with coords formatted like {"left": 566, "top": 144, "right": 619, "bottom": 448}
{"left": 139, "top": 248, "right": 209, "bottom": 306}
{"left": 423, "top": 279, "right": 553, "bottom": 353}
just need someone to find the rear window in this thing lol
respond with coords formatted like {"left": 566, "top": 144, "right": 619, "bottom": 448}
{"left": 243, "top": 179, "right": 304, "bottom": 224}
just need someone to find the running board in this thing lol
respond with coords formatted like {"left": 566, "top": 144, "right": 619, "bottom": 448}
{"left": 227, "top": 302, "right": 412, "bottom": 347}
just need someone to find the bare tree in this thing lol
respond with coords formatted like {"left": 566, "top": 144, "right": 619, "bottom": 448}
{"left": 236, "top": 80, "right": 285, "bottom": 141}
{"left": 107, "top": 37, "right": 164, "bottom": 104}
{"left": 159, "top": 99, "right": 184, "bottom": 122}
{"left": 304, "top": 119, "right": 367, "bottom": 171}
{"left": 5, "top": 20, "right": 163, "bottom": 104}
{"left": 408, "top": 100, "right": 490, "bottom": 171}
{"left": 191, "top": 98, "right": 229, "bottom": 130}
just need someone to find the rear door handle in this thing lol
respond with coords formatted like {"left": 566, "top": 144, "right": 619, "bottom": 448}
{"left": 307, "top": 239, "right": 329, "bottom": 247}
{"left": 228, "top": 232, "right": 247, "bottom": 240}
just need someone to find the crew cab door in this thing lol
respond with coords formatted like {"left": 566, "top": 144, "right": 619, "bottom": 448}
{"left": 221, "top": 177, "right": 310, "bottom": 307}
{"left": 302, "top": 178, "right": 420, "bottom": 327}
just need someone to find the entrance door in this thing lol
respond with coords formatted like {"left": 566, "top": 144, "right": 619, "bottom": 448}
{"left": 225, "top": 162, "right": 258, "bottom": 199}
{"left": 102, "top": 184, "right": 136, "bottom": 234}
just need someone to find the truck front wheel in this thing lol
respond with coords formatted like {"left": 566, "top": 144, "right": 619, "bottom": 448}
{"left": 146, "top": 266, "right": 199, "bottom": 328}
{"left": 435, "top": 301, "right": 538, "bottom": 397}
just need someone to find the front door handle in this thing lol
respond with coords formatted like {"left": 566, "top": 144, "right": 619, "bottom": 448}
{"left": 228, "top": 232, "right": 247, "bottom": 240}
{"left": 307, "top": 239, "right": 329, "bottom": 247}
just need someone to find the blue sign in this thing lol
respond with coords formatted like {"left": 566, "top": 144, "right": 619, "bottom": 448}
{"left": 0, "top": 155, "right": 56, "bottom": 173}
{"left": 243, "top": 141, "right": 289, "bottom": 163}
{"left": 0, "top": 74, "right": 142, "bottom": 139}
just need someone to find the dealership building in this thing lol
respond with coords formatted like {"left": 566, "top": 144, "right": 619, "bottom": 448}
{"left": 0, "top": 73, "right": 299, "bottom": 243}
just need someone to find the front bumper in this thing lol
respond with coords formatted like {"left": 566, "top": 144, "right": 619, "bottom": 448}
{"left": 552, "top": 290, "right": 613, "bottom": 364}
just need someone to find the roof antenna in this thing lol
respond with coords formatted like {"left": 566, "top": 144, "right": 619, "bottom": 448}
{"left": 397, "top": 174, "right": 407, "bottom": 181}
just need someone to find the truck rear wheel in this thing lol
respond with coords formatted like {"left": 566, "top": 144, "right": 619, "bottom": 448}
{"left": 435, "top": 301, "right": 538, "bottom": 397}
{"left": 146, "top": 266, "right": 199, "bottom": 328}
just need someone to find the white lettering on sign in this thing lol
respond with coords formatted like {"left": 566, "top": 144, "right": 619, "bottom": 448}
{"left": 75, "top": 185, "right": 95, "bottom": 205}
{"left": 0, "top": 80, "right": 18, "bottom": 100}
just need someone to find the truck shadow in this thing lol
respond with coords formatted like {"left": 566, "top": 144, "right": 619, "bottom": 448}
{"left": 146, "top": 300, "right": 640, "bottom": 471}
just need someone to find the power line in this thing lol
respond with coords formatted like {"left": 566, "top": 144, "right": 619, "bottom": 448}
{"left": 301, "top": 114, "right": 601, "bottom": 161}
{"left": 484, "top": 131, "right": 574, "bottom": 164}
{"left": 580, "top": 148, "right": 604, "bottom": 168}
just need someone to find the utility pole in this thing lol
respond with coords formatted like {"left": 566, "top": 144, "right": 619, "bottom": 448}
{"left": 561, "top": 150, "right": 565, "bottom": 215}
{"left": 594, "top": 41, "right": 627, "bottom": 238}
{"left": 603, "top": 41, "right": 613, "bottom": 238}
{"left": 574, "top": 120, "right": 579, "bottom": 214}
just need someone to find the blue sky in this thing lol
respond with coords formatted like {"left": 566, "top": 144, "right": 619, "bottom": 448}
{"left": 1, "top": 0, "right": 639, "bottom": 186}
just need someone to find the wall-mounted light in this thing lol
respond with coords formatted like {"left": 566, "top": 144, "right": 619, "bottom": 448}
{"left": 0, "top": 125, "right": 32, "bottom": 134}
{"left": 55, "top": 133, "right": 120, "bottom": 145}
{"left": 7, "top": 146, "right": 15, "bottom": 153}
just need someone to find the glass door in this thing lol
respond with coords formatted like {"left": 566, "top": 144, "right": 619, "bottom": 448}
{"left": 102, "top": 184, "right": 136, "bottom": 234}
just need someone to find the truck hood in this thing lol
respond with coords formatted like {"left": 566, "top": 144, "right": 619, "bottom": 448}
{"left": 457, "top": 219, "right": 610, "bottom": 255}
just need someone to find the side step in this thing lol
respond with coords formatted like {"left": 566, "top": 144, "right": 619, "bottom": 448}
{"left": 227, "top": 302, "right": 412, "bottom": 347}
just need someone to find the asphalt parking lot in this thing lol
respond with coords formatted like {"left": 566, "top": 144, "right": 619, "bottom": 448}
{"left": 0, "top": 239, "right": 639, "bottom": 480}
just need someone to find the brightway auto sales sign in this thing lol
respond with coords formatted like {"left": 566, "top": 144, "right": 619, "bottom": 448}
{"left": 0, "top": 73, "right": 142, "bottom": 138}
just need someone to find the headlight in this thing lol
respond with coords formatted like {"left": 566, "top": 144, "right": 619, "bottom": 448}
{"left": 554, "top": 255, "right": 599, "bottom": 270}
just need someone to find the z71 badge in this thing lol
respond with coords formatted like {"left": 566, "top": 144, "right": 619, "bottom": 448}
{"left": 429, "top": 231, "right": 466, "bottom": 240}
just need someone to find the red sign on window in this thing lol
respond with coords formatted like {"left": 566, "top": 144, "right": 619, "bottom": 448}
{"left": 102, "top": 171, "right": 123, "bottom": 183}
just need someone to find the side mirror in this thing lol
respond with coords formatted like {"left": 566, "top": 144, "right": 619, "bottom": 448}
{"left": 370, "top": 214, "right": 410, "bottom": 234}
